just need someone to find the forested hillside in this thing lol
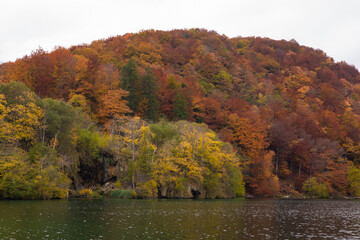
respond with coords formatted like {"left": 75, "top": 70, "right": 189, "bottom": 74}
{"left": 1, "top": 29, "right": 360, "bottom": 199}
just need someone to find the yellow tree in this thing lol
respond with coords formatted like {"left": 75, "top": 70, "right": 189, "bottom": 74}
{"left": 0, "top": 91, "right": 43, "bottom": 145}
{"left": 114, "top": 117, "right": 156, "bottom": 189}
{"left": 150, "top": 121, "right": 245, "bottom": 198}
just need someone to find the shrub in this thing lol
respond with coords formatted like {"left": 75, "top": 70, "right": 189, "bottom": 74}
{"left": 111, "top": 189, "right": 136, "bottom": 199}
{"left": 204, "top": 174, "right": 224, "bottom": 199}
{"left": 78, "top": 188, "right": 93, "bottom": 198}
{"left": 229, "top": 168, "right": 245, "bottom": 197}
{"left": 302, "top": 177, "right": 329, "bottom": 198}
{"left": 136, "top": 180, "right": 158, "bottom": 198}
{"left": 174, "top": 178, "right": 186, "bottom": 195}
{"left": 348, "top": 166, "right": 360, "bottom": 196}
{"left": 114, "top": 181, "right": 123, "bottom": 189}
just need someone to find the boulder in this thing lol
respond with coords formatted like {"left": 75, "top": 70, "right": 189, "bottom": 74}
{"left": 100, "top": 182, "right": 115, "bottom": 196}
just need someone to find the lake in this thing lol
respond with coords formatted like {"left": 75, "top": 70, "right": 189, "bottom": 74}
{"left": 0, "top": 199, "right": 360, "bottom": 239}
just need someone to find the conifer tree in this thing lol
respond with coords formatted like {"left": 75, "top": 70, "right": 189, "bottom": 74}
{"left": 140, "top": 66, "right": 159, "bottom": 121}
{"left": 174, "top": 91, "right": 188, "bottom": 120}
{"left": 121, "top": 58, "right": 140, "bottom": 112}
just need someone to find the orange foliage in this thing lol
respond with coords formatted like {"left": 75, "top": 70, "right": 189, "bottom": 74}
{"left": 97, "top": 89, "right": 131, "bottom": 125}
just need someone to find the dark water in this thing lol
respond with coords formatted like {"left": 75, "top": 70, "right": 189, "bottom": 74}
{"left": 0, "top": 199, "right": 360, "bottom": 239}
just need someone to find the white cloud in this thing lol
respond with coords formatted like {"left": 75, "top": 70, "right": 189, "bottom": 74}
{"left": 0, "top": 0, "right": 359, "bottom": 69}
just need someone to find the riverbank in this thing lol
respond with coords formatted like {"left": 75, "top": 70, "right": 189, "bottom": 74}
{"left": 65, "top": 183, "right": 360, "bottom": 200}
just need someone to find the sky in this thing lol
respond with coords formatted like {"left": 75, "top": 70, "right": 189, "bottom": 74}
{"left": 1, "top": 0, "right": 359, "bottom": 70}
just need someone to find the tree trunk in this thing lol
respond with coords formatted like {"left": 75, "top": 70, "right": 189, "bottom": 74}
{"left": 103, "top": 156, "right": 108, "bottom": 183}
{"left": 275, "top": 149, "right": 279, "bottom": 176}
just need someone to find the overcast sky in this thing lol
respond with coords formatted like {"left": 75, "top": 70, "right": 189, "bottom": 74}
{"left": 1, "top": 0, "right": 359, "bottom": 70}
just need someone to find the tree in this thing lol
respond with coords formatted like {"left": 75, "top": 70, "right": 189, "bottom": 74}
{"left": 0, "top": 148, "right": 70, "bottom": 199}
{"left": 138, "top": 66, "right": 159, "bottom": 121}
{"left": 97, "top": 89, "right": 131, "bottom": 126}
{"left": 348, "top": 165, "right": 360, "bottom": 197}
{"left": 50, "top": 47, "right": 88, "bottom": 100}
{"left": 0, "top": 82, "right": 43, "bottom": 147}
{"left": 121, "top": 58, "right": 140, "bottom": 112}
{"left": 30, "top": 48, "right": 56, "bottom": 98}
{"left": 173, "top": 91, "right": 188, "bottom": 120}
{"left": 114, "top": 117, "right": 154, "bottom": 189}
{"left": 151, "top": 121, "right": 245, "bottom": 198}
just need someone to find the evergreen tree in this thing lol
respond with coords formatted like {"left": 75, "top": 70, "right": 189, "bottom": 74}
{"left": 140, "top": 66, "right": 159, "bottom": 121}
{"left": 173, "top": 91, "right": 188, "bottom": 120}
{"left": 121, "top": 58, "right": 140, "bottom": 112}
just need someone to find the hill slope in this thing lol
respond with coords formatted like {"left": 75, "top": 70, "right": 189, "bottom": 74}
{"left": 1, "top": 29, "right": 360, "bottom": 198}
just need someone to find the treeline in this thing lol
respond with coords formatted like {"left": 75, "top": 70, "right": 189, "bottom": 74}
{"left": 1, "top": 29, "right": 360, "bottom": 198}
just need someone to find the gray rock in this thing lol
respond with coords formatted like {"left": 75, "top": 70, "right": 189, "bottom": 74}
{"left": 100, "top": 182, "right": 115, "bottom": 196}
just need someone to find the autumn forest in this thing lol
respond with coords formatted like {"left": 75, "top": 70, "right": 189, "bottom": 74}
{"left": 1, "top": 29, "right": 360, "bottom": 199}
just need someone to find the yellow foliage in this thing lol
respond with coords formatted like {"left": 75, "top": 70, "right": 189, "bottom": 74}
{"left": 0, "top": 92, "right": 43, "bottom": 144}
{"left": 78, "top": 188, "right": 93, "bottom": 197}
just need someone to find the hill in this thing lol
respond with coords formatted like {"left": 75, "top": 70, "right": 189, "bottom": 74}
{"left": 1, "top": 29, "right": 360, "bottom": 199}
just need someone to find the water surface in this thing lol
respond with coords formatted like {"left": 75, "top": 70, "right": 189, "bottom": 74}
{"left": 0, "top": 199, "right": 359, "bottom": 239}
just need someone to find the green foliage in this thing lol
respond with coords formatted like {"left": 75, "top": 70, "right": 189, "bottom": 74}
{"left": 204, "top": 174, "right": 223, "bottom": 199}
{"left": 41, "top": 98, "right": 77, "bottom": 151}
{"left": 229, "top": 167, "right": 245, "bottom": 197}
{"left": 139, "top": 66, "right": 160, "bottom": 121}
{"left": 174, "top": 178, "right": 186, "bottom": 194}
{"left": 111, "top": 189, "right": 136, "bottom": 199}
{"left": 77, "top": 128, "right": 108, "bottom": 163}
{"left": 348, "top": 165, "right": 360, "bottom": 197}
{"left": 121, "top": 58, "right": 140, "bottom": 112}
{"left": 214, "top": 70, "right": 232, "bottom": 90}
{"left": 0, "top": 81, "right": 39, "bottom": 106}
{"left": 150, "top": 120, "right": 180, "bottom": 146}
{"left": 173, "top": 91, "right": 188, "bottom": 120}
{"left": 302, "top": 177, "right": 329, "bottom": 198}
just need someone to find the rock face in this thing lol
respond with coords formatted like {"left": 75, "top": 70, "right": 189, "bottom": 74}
{"left": 68, "top": 190, "right": 78, "bottom": 198}
{"left": 100, "top": 182, "right": 115, "bottom": 196}
{"left": 158, "top": 183, "right": 206, "bottom": 199}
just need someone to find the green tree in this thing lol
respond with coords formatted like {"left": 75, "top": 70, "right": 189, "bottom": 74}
{"left": 302, "top": 177, "right": 329, "bottom": 198}
{"left": 348, "top": 165, "right": 360, "bottom": 197}
{"left": 173, "top": 90, "right": 188, "bottom": 120}
{"left": 139, "top": 66, "right": 159, "bottom": 121}
{"left": 120, "top": 58, "right": 140, "bottom": 112}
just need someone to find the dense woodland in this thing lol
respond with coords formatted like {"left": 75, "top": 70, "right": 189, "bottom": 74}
{"left": 1, "top": 29, "right": 360, "bottom": 199}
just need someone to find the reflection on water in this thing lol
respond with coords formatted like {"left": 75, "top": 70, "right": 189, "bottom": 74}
{"left": 0, "top": 199, "right": 360, "bottom": 239}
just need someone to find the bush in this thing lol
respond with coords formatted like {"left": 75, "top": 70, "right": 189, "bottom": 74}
{"left": 111, "top": 189, "right": 136, "bottom": 199}
{"left": 348, "top": 166, "right": 360, "bottom": 196}
{"left": 204, "top": 174, "right": 224, "bottom": 199}
{"left": 114, "top": 181, "right": 123, "bottom": 189}
{"left": 78, "top": 188, "right": 93, "bottom": 198}
{"left": 174, "top": 178, "right": 186, "bottom": 195}
{"left": 136, "top": 180, "right": 158, "bottom": 198}
{"left": 302, "top": 177, "right": 329, "bottom": 198}
{"left": 229, "top": 168, "right": 245, "bottom": 197}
